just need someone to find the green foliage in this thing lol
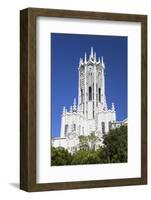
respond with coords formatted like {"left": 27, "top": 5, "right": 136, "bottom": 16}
{"left": 79, "top": 135, "right": 89, "bottom": 150}
{"left": 71, "top": 150, "right": 101, "bottom": 165}
{"left": 51, "top": 146, "right": 72, "bottom": 166}
{"left": 99, "top": 125, "right": 127, "bottom": 163}
{"left": 51, "top": 126, "right": 127, "bottom": 166}
{"left": 79, "top": 132, "right": 100, "bottom": 151}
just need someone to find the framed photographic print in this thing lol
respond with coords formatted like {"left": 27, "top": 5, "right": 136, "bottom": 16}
{"left": 20, "top": 8, "right": 147, "bottom": 191}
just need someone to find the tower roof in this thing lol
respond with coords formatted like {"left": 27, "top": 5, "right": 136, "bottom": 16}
{"left": 79, "top": 47, "right": 105, "bottom": 68}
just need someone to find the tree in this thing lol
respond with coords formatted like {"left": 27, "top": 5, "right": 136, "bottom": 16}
{"left": 87, "top": 132, "right": 100, "bottom": 150}
{"left": 51, "top": 126, "right": 127, "bottom": 166}
{"left": 71, "top": 150, "right": 101, "bottom": 165}
{"left": 79, "top": 132, "right": 100, "bottom": 151}
{"left": 51, "top": 146, "right": 72, "bottom": 166}
{"left": 98, "top": 125, "right": 127, "bottom": 163}
{"left": 79, "top": 135, "right": 89, "bottom": 150}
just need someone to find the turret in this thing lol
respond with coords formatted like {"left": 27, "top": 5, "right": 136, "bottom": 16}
{"left": 62, "top": 106, "right": 66, "bottom": 115}
{"left": 79, "top": 57, "right": 84, "bottom": 66}
{"left": 73, "top": 98, "right": 77, "bottom": 112}
{"left": 101, "top": 56, "right": 105, "bottom": 69}
{"left": 90, "top": 46, "right": 94, "bottom": 58}
{"left": 112, "top": 103, "right": 115, "bottom": 112}
{"left": 84, "top": 52, "right": 87, "bottom": 64}
{"left": 97, "top": 57, "right": 101, "bottom": 63}
{"left": 70, "top": 106, "right": 73, "bottom": 113}
{"left": 94, "top": 52, "right": 96, "bottom": 62}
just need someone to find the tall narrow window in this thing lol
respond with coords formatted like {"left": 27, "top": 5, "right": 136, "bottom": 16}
{"left": 101, "top": 122, "right": 105, "bottom": 134}
{"left": 108, "top": 121, "right": 112, "bottom": 131}
{"left": 81, "top": 89, "right": 83, "bottom": 103}
{"left": 64, "top": 124, "right": 68, "bottom": 136}
{"left": 73, "top": 124, "right": 76, "bottom": 131}
{"left": 96, "top": 84, "right": 98, "bottom": 106}
{"left": 99, "top": 88, "right": 101, "bottom": 102}
{"left": 89, "top": 86, "right": 92, "bottom": 101}
{"left": 93, "top": 83, "right": 94, "bottom": 99}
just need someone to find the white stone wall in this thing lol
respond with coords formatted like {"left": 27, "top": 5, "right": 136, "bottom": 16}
{"left": 60, "top": 111, "right": 85, "bottom": 138}
{"left": 52, "top": 137, "right": 67, "bottom": 149}
{"left": 87, "top": 101, "right": 93, "bottom": 120}
{"left": 52, "top": 135, "right": 80, "bottom": 153}
{"left": 97, "top": 110, "right": 116, "bottom": 133}
{"left": 57, "top": 109, "right": 116, "bottom": 150}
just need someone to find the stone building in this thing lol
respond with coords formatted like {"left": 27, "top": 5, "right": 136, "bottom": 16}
{"left": 52, "top": 47, "right": 125, "bottom": 153}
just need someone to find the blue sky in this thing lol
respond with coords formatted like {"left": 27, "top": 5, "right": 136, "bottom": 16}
{"left": 51, "top": 33, "right": 127, "bottom": 137}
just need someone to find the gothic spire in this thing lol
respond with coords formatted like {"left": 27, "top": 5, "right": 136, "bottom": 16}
{"left": 112, "top": 103, "right": 115, "bottom": 112}
{"left": 101, "top": 56, "right": 104, "bottom": 64}
{"left": 62, "top": 106, "right": 66, "bottom": 114}
{"left": 79, "top": 57, "right": 83, "bottom": 66}
{"left": 70, "top": 106, "right": 73, "bottom": 113}
{"left": 84, "top": 52, "right": 87, "bottom": 63}
{"left": 90, "top": 46, "right": 94, "bottom": 58}
{"left": 73, "top": 98, "right": 76, "bottom": 111}
{"left": 79, "top": 58, "right": 81, "bottom": 65}
{"left": 94, "top": 52, "right": 96, "bottom": 62}
{"left": 98, "top": 57, "right": 101, "bottom": 63}
{"left": 101, "top": 56, "right": 105, "bottom": 68}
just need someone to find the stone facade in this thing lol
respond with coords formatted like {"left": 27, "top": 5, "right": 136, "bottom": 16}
{"left": 52, "top": 47, "right": 125, "bottom": 153}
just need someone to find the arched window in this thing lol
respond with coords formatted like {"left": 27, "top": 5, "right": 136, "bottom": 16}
{"left": 108, "top": 121, "right": 112, "bottom": 131}
{"left": 89, "top": 86, "right": 92, "bottom": 101}
{"left": 101, "top": 122, "right": 105, "bottom": 134}
{"left": 64, "top": 124, "right": 68, "bottom": 136}
{"left": 99, "top": 88, "right": 101, "bottom": 102}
